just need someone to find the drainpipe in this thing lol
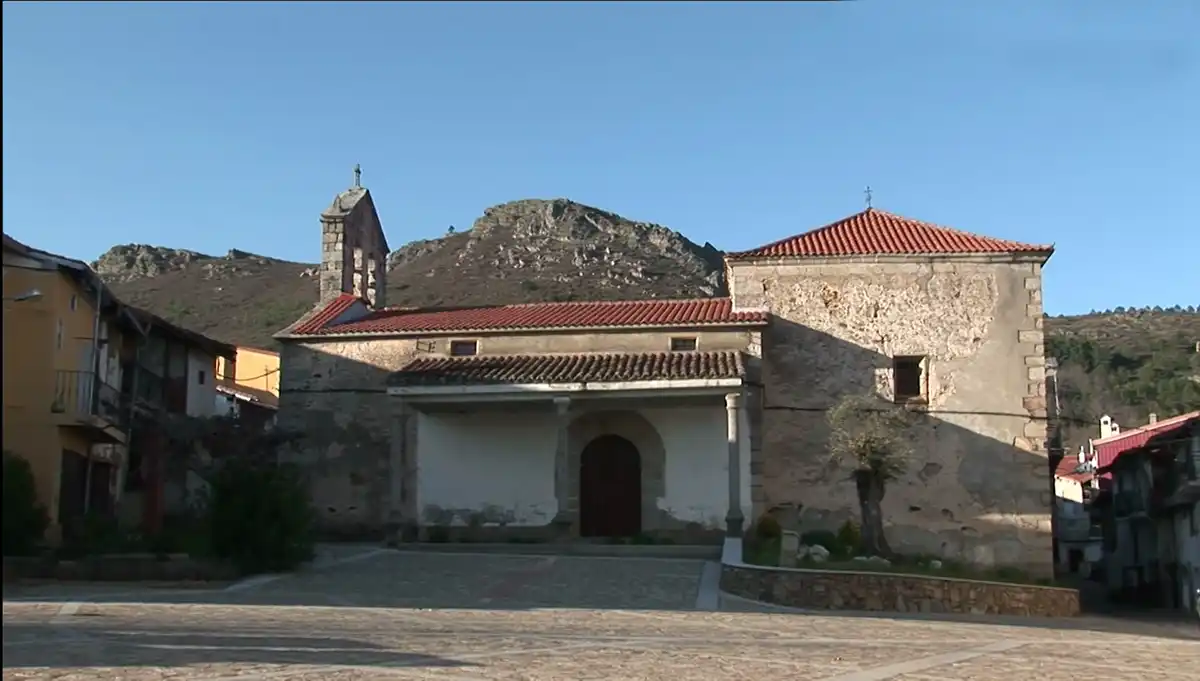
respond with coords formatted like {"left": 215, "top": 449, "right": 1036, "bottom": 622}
{"left": 89, "top": 279, "right": 103, "bottom": 410}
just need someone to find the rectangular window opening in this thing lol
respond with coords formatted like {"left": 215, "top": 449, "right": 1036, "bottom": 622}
{"left": 449, "top": 340, "right": 479, "bottom": 357}
{"left": 670, "top": 337, "right": 698, "bottom": 353}
{"left": 893, "top": 355, "right": 926, "bottom": 402}
{"left": 197, "top": 370, "right": 207, "bottom": 386}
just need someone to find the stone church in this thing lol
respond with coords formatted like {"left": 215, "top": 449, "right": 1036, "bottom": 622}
{"left": 277, "top": 178, "right": 1056, "bottom": 576}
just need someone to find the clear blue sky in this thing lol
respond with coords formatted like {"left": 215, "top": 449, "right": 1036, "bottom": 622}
{"left": 4, "top": 2, "right": 1197, "bottom": 315}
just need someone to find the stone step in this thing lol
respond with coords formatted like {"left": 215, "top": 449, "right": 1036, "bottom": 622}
{"left": 389, "top": 542, "right": 720, "bottom": 560}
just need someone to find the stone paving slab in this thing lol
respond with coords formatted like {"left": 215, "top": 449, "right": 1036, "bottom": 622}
{"left": 5, "top": 549, "right": 1199, "bottom": 680}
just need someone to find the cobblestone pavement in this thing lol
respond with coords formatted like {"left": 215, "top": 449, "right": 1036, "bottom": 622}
{"left": 5, "top": 547, "right": 1199, "bottom": 680}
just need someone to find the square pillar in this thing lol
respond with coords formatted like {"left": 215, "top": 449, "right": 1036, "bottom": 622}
{"left": 387, "top": 400, "right": 413, "bottom": 545}
{"left": 552, "top": 396, "right": 574, "bottom": 534}
{"left": 725, "top": 391, "right": 745, "bottom": 537}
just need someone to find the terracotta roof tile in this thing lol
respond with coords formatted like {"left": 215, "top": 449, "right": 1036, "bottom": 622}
{"left": 727, "top": 208, "right": 1054, "bottom": 259}
{"left": 388, "top": 351, "right": 746, "bottom": 387}
{"left": 1094, "top": 411, "right": 1199, "bottom": 471}
{"left": 1054, "top": 456, "right": 1093, "bottom": 483}
{"left": 288, "top": 294, "right": 366, "bottom": 335}
{"left": 289, "top": 297, "right": 767, "bottom": 337}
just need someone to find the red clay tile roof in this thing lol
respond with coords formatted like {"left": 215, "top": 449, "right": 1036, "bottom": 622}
{"left": 1094, "top": 411, "right": 1199, "bottom": 471}
{"left": 726, "top": 208, "right": 1054, "bottom": 260}
{"left": 287, "top": 297, "right": 767, "bottom": 337}
{"left": 288, "top": 294, "right": 366, "bottom": 335}
{"left": 1054, "top": 456, "right": 1093, "bottom": 483}
{"left": 388, "top": 351, "right": 746, "bottom": 387}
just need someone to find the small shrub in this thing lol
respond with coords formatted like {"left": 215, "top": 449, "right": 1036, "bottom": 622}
{"left": 206, "top": 461, "right": 314, "bottom": 574}
{"left": 752, "top": 514, "right": 782, "bottom": 541}
{"left": 59, "top": 512, "right": 137, "bottom": 559}
{"left": 2, "top": 452, "right": 49, "bottom": 556}
{"left": 835, "top": 520, "right": 862, "bottom": 557}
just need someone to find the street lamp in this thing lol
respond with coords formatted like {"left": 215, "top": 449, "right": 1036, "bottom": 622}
{"left": 2, "top": 288, "right": 42, "bottom": 302}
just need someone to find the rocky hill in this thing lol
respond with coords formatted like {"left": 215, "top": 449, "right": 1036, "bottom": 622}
{"left": 96, "top": 198, "right": 725, "bottom": 349}
{"left": 94, "top": 198, "right": 1200, "bottom": 454}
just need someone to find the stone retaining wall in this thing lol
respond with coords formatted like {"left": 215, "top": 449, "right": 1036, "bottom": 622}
{"left": 721, "top": 564, "right": 1080, "bottom": 618}
{"left": 3, "top": 554, "right": 238, "bottom": 583}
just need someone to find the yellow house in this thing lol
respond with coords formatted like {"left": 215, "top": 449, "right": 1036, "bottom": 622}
{"left": 214, "top": 345, "right": 279, "bottom": 429}
{"left": 215, "top": 345, "right": 279, "bottom": 400}
{"left": 2, "top": 235, "right": 145, "bottom": 540}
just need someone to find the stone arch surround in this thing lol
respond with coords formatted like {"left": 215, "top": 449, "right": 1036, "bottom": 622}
{"left": 565, "top": 410, "right": 666, "bottom": 535}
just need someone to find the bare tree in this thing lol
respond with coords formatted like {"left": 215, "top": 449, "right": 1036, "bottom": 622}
{"left": 826, "top": 394, "right": 915, "bottom": 557}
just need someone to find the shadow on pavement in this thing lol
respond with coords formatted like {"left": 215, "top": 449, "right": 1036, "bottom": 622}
{"left": 2, "top": 621, "right": 477, "bottom": 671}
{"left": 7, "top": 548, "right": 1199, "bottom": 644}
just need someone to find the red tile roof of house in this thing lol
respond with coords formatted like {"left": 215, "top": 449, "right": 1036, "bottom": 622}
{"left": 726, "top": 208, "right": 1054, "bottom": 260}
{"left": 1094, "top": 411, "right": 1200, "bottom": 471}
{"left": 1053, "top": 455, "right": 1093, "bottom": 483}
{"left": 388, "top": 351, "right": 746, "bottom": 387}
{"left": 285, "top": 295, "right": 768, "bottom": 337}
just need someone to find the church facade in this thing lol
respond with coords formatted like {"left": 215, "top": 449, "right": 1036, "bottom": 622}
{"left": 277, "top": 180, "right": 1056, "bottom": 576}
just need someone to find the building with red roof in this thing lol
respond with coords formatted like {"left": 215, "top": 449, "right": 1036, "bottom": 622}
{"left": 1088, "top": 411, "right": 1200, "bottom": 612}
{"left": 274, "top": 177, "right": 1058, "bottom": 577}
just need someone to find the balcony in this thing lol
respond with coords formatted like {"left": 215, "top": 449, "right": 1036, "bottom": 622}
{"left": 52, "top": 370, "right": 129, "bottom": 443}
{"left": 126, "top": 366, "right": 187, "bottom": 415}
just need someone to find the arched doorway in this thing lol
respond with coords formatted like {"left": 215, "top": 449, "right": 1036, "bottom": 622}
{"left": 579, "top": 434, "right": 642, "bottom": 538}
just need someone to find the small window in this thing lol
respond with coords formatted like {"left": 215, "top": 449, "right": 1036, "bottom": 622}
{"left": 55, "top": 319, "right": 64, "bottom": 350}
{"left": 670, "top": 337, "right": 698, "bottom": 353}
{"left": 892, "top": 355, "right": 926, "bottom": 402}
{"left": 449, "top": 340, "right": 478, "bottom": 357}
{"left": 69, "top": 294, "right": 77, "bottom": 311}
{"left": 197, "top": 369, "right": 207, "bottom": 386}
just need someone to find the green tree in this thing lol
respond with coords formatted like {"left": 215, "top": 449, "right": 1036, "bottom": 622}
{"left": 3, "top": 452, "right": 49, "bottom": 556}
{"left": 826, "top": 395, "right": 915, "bottom": 558}
{"left": 151, "top": 414, "right": 315, "bottom": 574}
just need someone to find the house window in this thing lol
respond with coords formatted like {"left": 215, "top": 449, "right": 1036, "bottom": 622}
{"left": 69, "top": 294, "right": 77, "bottom": 311}
{"left": 55, "top": 319, "right": 64, "bottom": 350}
{"left": 670, "top": 337, "right": 698, "bottom": 352}
{"left": 197, "top": 369, "right": 206, "bottom": 386}
{"left": 892, "top": 355, "right": 927, "bottom": 402}
{"left": 449, "top": 340, "right": 478, "bottom": 357}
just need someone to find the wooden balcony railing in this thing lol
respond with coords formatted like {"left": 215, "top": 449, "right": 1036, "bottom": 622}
{"left": 52, "top": 370, "right": 129, "bottom": 431}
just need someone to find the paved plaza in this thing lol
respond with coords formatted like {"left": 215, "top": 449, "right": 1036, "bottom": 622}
{"left": 4, "top": 545, "right": 1199, "bottom": 680}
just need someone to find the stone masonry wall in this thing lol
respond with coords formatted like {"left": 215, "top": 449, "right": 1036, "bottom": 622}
{"left": 721, "top": 564, "right": 1080, "bottom": 618}
{"left": 278, "top": 338, "right": 419, "bottom": 538}
{"left": 729, "top": 257, "right": 1053, "bottom": 577}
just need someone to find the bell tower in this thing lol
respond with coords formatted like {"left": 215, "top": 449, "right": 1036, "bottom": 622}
{"left": 319, "top": 165, "right": 389, "bottom": 308}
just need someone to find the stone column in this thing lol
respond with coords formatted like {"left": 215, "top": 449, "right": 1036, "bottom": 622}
{"left": 552, "top": 396, "right": 574, "bottom": 536}
{"left": 387, "top": 400, "right": 411, "bottom": 546}
{"left": 725, "top": 391, "right": 745, "bottom": 537}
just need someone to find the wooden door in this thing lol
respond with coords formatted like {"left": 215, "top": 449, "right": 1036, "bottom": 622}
{"left": 579, "top": 434, "right": 642, "bottom": 538}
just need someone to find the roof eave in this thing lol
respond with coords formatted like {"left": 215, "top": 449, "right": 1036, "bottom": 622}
{"left": 274, "top": 318, "right": 770, "bottom": 341}
{"left": 725, "top": 249, "right": 1055, "bottom": 266}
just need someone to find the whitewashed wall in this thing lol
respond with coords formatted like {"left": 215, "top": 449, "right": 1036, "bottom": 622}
{"left": 186, "top": 349, "right": 216, "bottom": 417}
{"left": 417, "top": 412, "right": 558, "bottom": 526}
{"left": 641, "top": 406, "right": 751, "bottom": 531}
{"left": 415, "top": 402, "right": 750, "bottom": 532}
